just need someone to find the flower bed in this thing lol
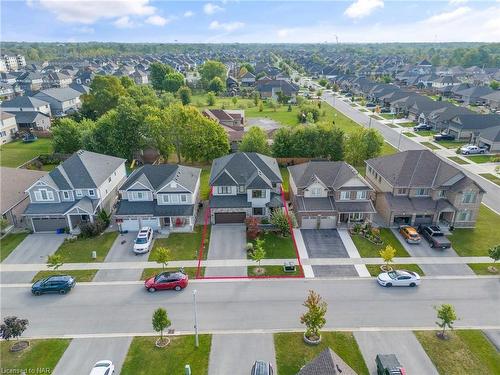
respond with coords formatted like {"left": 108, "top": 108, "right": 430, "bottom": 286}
{"left": 349, "top": 223, "right": 383, "bottom": 245}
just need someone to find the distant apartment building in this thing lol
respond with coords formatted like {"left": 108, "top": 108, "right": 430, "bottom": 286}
{"left": 1, "top": 55, "right": 26, "bottom": 72}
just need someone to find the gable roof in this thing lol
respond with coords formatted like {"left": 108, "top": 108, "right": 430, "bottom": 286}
{"left": 34, "top": 87, "right": 82, "bottom": 102}
{"left": 1, "top": 167, "right": 48, "bottom": 214}
{"left": 297, "top": 348, "right": 357, "bottom": 375}
{"left": 0, "top": 96, "right": 49, "bottom": 109}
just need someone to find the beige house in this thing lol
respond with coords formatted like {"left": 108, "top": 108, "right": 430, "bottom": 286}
{"left": 0, "top": 112, "right": 18, "bottom": 144}
{"left": 365, "top": 150, "right": 485, "bottom": 228}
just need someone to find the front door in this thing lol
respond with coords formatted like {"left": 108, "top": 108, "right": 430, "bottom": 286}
{"left": 163, "top": 217, "right": 171, "bottom": 227}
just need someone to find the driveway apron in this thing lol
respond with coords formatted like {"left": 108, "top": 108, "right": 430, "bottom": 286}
{"left": 204, "top": 224, "right": 247, "bottom": 277}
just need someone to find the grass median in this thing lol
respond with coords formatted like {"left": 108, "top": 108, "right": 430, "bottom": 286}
{"left": 365, "top": 264, "right": 424, "bottom": 276}
{"left": 141, "top": 267, "right": 202, "bottom": 280}
{"left": 31, "top": 269, "right": 98, "bottom": 282}
{"left": 248, "top": 265, "right": 300, "bottom": 277}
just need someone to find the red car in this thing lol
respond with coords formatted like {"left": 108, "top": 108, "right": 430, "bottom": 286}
{"left": 145, "top": 271, "right": 188, "bottom": 292}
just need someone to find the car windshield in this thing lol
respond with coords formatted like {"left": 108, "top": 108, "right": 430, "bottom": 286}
{"left": 410, "top": 234, "right": 419, "bottom": 239}
{"left": 94, "top": 363, "right": 109, "bottom": 367}
{"left": 387, "top": 271, "right": 399, "bottom": 279}
{"left": 154, "top": 273, "right": 170, "bottom": 282}
{"left": 136, "top": 237, "right": 148, "bottom": 244}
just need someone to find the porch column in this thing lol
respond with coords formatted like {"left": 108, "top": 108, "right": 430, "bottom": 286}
{"left": 66, "top": 215, "right": 72, "bottom": 230}
{"left": 89, "top": 215, "right": 94, "bottom": 223}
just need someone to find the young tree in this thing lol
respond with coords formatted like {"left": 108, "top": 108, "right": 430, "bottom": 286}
{"left": 231, "top": 97, "right": 238, "bottom": 106}
{"left": 152, "top": 308, "right": 171, "bottom": 344}
{"left": 318, "top": 78, "right": 328, "bottom": 87}
{"left": 207, "top": 92, "right": 216, "bottom": 106}
{"left": 488, "top": 244, "right": 500, "bottom": 272}
{"left": 253, "top": 92, "right": 260, "bottom": 107}
{"left": 435, "top": 304, "right": 457, "bottom": 339}
{"left": 379, "top": 245, "right": 396, "bottom": 271}
{"left": 258, "top": 101, "right": 264, "bottom": 112}
{"left": 300, "top": 290, "right": 327, "bottom": 341}
{"left": 177, "top": 85, "right": 192, "bottom": 105}
{"left": 0, "top": 316, "right": 29, "bottom": 342}
{"left": 153, "top": 247, "right": 171, "bottom": 270}
{"left": 47, "top": 254, "right": 64, "bottom": 271}
{"left": 251, "top": 238, "right": 266, "bottom": 272}
{"left": 270, "top": 210, "right": 290, "bottom": 236}
{"left": 208, "top": 77, "right": 225, "bottom": 94}
{"left": 239, "top": 127, "right": 271, "bottom": 155}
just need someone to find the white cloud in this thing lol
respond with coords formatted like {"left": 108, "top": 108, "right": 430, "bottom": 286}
{"left": 209, "top": 20, "right": 244, "bottom": 32}
{"left": 203, "top": 3, "right": 224, "bottom": 15}
{"left": 344, "top": 0, "right": 384, "bottom": 19}
{"left": 277, "top": 29, "right": 291, "bottom": 38}
{"left": 114, "top": 16, "right": 135, "bottom": 28}
{"left": 145, "top": 15, "right": 170, "bottom": 26}
{"left": 184, "top": 10, "right": 195, "bottom": 17}
{"left": 74, "top": 26, "right": 94, "bottom": 34}
{"left": 449, "top": 0, "right": 468, "bottom": 4}
{"left": 424, "top": 6, "right": 471, "bottom": 24}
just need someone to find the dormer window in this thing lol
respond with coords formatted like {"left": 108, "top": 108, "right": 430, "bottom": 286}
{"left": 88, "top": 189, "right": 95, "bottom": 197}
{"left": 415, "top": 188, "right": 429, "bottom": 197}
{"left": 311, "top": 187, "right": 322, "bottom": 197}
{"left": 35, "top": 189, "right": 54, "bottom": 201}
{"left": 75, "top": 189, "right": 83, "bottom": 197}
{"left": 217, "top": 186, "right": 231, "bottom": 195}
{"left": 63, "top": 191, "right": 70, "bottom": 199}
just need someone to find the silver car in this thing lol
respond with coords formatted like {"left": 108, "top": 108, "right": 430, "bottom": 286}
{"left": 377, "top": 270, "right": 421, "bottom": 287}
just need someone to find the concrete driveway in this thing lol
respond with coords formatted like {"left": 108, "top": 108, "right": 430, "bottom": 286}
{"left": 205, "top": 224, "right": 247, "bottom": 277}
{"left": 53, "top": 337, "right": 132, "bottom": 375}
{"left": 93, "top": 232, "right": 143, "bottom": 282}
{"left": 354, "top": 331, "right": 438, "bottom": 375}
{"left": 391, "top": 229, "right": 473, "bottom": 276}
{"left": 208, "top": 333, "right": 276, "bottom": 375}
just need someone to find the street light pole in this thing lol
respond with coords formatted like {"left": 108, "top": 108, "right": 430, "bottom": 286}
{"left": 193, "top": 289, "right": 199, "bottom": 348}
{"left": 398, "top": 128, "right": 403, "bottom": 150}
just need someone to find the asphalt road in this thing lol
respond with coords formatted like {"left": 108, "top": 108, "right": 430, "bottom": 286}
{"left": 2, "top": 278, "right": 499, "bottom": 338}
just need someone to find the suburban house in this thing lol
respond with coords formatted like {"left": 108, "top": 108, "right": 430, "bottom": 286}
{"left": 114, "top": 164, "right": 201, "bottom": 232}
{"left": 1, "top": 96, "right": 52, "bottom": 130}
{"left": 365, "top": 150, "right": 485, "bottom": 228}
{"left": 1, "top": 167, "right": 48, "bottom": 229}
{"left": 44, "top": 72, "right": 72, "bottom": 88}
{"left": 131, "top": 70, "right": 148, "bottom": 85}
{"left": 476, "top": 125, "right": 500, "bottom": 152}
{"left": 256, "top": 79, "right": 299, "bottom": 100}
{"left": 202, "top": 109, "right": 245, "bottom": 151}
{"left": 288, "top": 161, "right": 376, "bottom": 229}
{"left": 481, "top": 91, "right": 500, "bottom": 111}
{"left": 446, "top": 113, "right": 500, "bottom": 141}
{"left": 23, "top": 150, "right": 126, "bottom": 233}
{"left": 240, "top": 71, "right": 256, "bottom": 86}
{"left": 34, "top": 87, "right": 82, "bottom": 117}
{"left": 16, "top": 71, "right": 43, "bottom": 93}
{"left": 0, "top": 82, "right": 15, "bottom": 100}
{"left": 0, "top": 112, "right": 18, "bottom": 144}
{"left": 209, "top": 152, "right": 283, "bottom": 224}
{"left": 454, "top": 86, "right": 494, "bottom": 105}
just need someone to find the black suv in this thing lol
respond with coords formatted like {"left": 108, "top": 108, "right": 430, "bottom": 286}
{"left": 418, "top": 225, "right": 451, "bottom": 249}
{"left": 32, "top": 275, "right": 76, "bottom": 296}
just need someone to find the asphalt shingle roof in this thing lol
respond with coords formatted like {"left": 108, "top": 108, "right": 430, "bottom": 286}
{"left": 121, "top": 164, "right": 200, "bottom": 193}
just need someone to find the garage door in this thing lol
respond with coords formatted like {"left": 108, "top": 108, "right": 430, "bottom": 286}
{"left": 414, "top": 215, "right": 433, "bottom": 225}
{"left": 301, "top": 216, "right": 318, "bottom": 229}
{"left": 319, "top": 216, "right": 336, "bottom": 229}
{"left": 120, "top": 218, "right": 140, "bottom": 232}
{"left": 215, "top": 212, "right": 246, "bottom": 224}
{"left": 141, "top": 217, "right": 160, "bottom": 230}
{"left": 32, "top": 217, "right": 67, "bottom": 233}
{"left": 394, "top": 216, "right": 412, "bottom": 225}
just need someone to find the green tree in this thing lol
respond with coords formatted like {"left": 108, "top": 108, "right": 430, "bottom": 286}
{"left": 152, "top": 308, "right": 171, "bottom": 343}
{"left": 120, "top": 76, "right": 134, "bottom": 88}
{"left": 177, "top": 86, "right": 192, "bottom": 105}
{"left": 127, "top": 84, "right": 159, "bottom": 107}
{"left": 344, "top": 128, "right": 384, "bottom": 166}
{"left": 300, "top": 290, "right": 327, "bottom": 341}
{"left": 490, "top": 80, "right": 499, "bottom": 90}
{"left": 199, "top": 60, "right": 227, "bottom": 88}
{"left": 207, "top": 92, "right": 216, "bottom": 106}
{"left": 163, "top": 71, "right": 184, "bottom": 93}
{"left": 435, "top": 304, "right": 458, "bottom": 339}
{"left": 379, "top": 245, "right": 396, "bottom": 271}
{"left": 0, "top": 316, "right": 29, "bottom": 343}
{"left": 81, "top": 75, "right": 128, "bottom": 119}
{"left": 239, "top": 127, "right": 271, "bottom": 154}
{"left": 47, "top": 254, "right": 64, "bottom": 271}
{"left": 150, "top": 62, "right": 172, "bottom": 92}
{"left": 52, "top": 118, "right": 83, "bottom": 154}
{"left": 318, "top": 78, "right": 328, "bottom": 87}
{"left": 240, "top": 62, "right": 254, "bottom": 74}
{"left": 270, "top": 210, "right": 290, "bottom": 236}
{"left": 208, "top": 77, "right": 225, "bottom": 94}
{"left": 152, "top": 247, "right": 171, "bottom": 270}
{"left": 488, "top": 245, "right": 500, "bottom": 272}
{"left": 231, "top": 97, "right": 238, "bottom": 106}
{"left": 253, "top": 92, "right": 260, "bottom": 106}
{"left": 251, "top": 238, "right": 266, "bottom": 270}
{"left": 258, "top": 101, "right": 264, "bottom": 112}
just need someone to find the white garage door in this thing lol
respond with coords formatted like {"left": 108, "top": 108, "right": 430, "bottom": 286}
{"left": 301, "top": 216, "right": 317, "bottom": 229}
{"left": 320, "top": 216, "right": 336, "bottom": 229}
{"left": 141, "top": 217, "right": 160, "bottom": 230}
{"left": 120, "top": 218, "right": 140, "bottom": 232}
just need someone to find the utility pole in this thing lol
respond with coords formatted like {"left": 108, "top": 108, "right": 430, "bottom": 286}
{"left": 193, "top": 289, "right": 199, "bottom": 348}
{"left": 398, "top": 128, "right": 403, "bottom": 150}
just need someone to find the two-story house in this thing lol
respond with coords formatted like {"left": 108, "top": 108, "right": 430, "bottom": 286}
{"left": 288, "top": 161, "right": 376, "bottom": 229}
{"left": 0, "top": 112, "right": 18, "bottom": 144}
{"left": 114, "top": 164, "right": 201, "bottom": 232}
{"left": 23, "top": 150, "right": 126, "bottom": 233}
{"left": 34, "top": 87, "right": 82, "bottom": 117}
{"left": 1, "top": 96, "right": 52, "bottom": 130}
{"left": 365, "top": 150, "right": 485, "bottom": 228}
{"left": 209, "top": 152, "right": 283, "bottom": 224}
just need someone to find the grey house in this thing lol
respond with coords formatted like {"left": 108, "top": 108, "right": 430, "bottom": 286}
{"left": 209, "top": 152, "right": 283, "bottom": 224}
{"left": 288, "top": 161, "right": 375, "bottom": 229}
{"left": 34, "top": 87, "right": 82, "bottom": 117}
{"left": 23, "top": 150, "right": 126, "bottom": 233}
{"left": 365, "top": 150, "right": 485, "bottom": 228}
{"left": 115, "top": 164, "right": 201, "bottom": 232}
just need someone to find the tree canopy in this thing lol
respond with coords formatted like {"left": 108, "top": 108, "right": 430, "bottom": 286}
{"left": 239, "top": 127, "right": 271, "bottom": 155}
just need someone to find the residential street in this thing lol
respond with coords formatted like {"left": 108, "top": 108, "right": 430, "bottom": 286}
{"left": 2, "top": 278, "right": 499, "bottom": 338}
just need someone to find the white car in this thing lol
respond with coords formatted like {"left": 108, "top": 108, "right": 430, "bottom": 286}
{"left": 133, "top": 227, "right": 153, "bottom": 254}
{"left": 460, "top": 145, "right": 486, "bottom": 155}
{"left": 89, "top": 360, "right": 114, "bottom": 375}
{"left": 377, "top": 270, "right": 421, "bottom": 287}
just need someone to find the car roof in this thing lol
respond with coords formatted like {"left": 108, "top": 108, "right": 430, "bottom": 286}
{"left": 46, "top": 275, "right": 72, "bottom": 282}
{"left": 158, "top": 271, "right": 184, "bottom": 278}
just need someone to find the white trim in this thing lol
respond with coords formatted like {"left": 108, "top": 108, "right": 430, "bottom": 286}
{"left": 157, "top": 179, "right": 191, "bottom": 194}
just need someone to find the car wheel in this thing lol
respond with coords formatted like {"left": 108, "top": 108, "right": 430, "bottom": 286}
{"left": 480, "top": 150, "right": 485, "bottom": 154}
{"left": 33, "top": 291, "right": 41, "bottom": 296}
{"left": 409, "top": 283, "right": 416, "bottom": 287}
{"left": 148, "top": 287, "right": 156, "bottom": 293}
{"left": 59, "top": 289, "right": 67, "bottom": 295}
{"left": 174, "top": 285, "right": 182, "bottom": 291}
{"left": 386, "top": 283, "right": 392, "bottom": 287}
{"left": 464, "top": 151, "right": 469, "bottom": 155}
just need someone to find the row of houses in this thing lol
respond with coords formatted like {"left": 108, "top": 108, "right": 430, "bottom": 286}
{"left": 2, "top": 149, "right": 484, "bottom": 234}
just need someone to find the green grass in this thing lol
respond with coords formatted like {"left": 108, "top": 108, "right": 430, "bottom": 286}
{"left": 141, "top": 267, "right": 202, "bottom": 280}
{"left": 380, "top": 113, "right": 396, "bottom": 119}
{"left": 351, "top": 228, "right": 410, "bottom": 258}
{"left": 414, "top": 130, "right": 436, "bottom": 137}
{"left": 200, "top": 167, "right": 211, "bottom": 200}
{"left": 248, "top": 265, "right": 300, "bottom": 276}
{"left": 0, "top": 232, "right": 28, "bottom": 262}
{"left": 0, "top": 138, "right": 53, "bottom": 167}
{"left": 467, "top": 263, "right": 498, "bottom": 275}
{"left": 415, "top": 330, "right": 500, "bottom": 375}
{"left": 54, "top": 231, "right": 118, "bottom": 262}
{"left": 280, "top": 167, "right": 289, "bottom": 192}
{"left": 121, "top": 335, "right": 211, "bottom": 375}
{"left": 1, "top": 339, "right": 70, "bottom": 373}
{"left": 274, "top": 332, "right": 368, "bottom": 375}
{"left": 420, "top": 141, "right": 441, "bottom": 150}
{"left": 435, "top": 140, "right": 468, "bottom": 149}
{"left": 479, "top": 173, "right": 500, "bottom": 186}
{"left": 381, "top": 142, "right": 397, "bottom": 156}
{"left": 447, "top": 156, "right": 471, "bottom": 165}
{"left": 398, "top": 122, "right": 416, "bottom": 127}
{"left": 449, "top": 205, "right": 500, "bottom": 256}
{"left": 365, "top": 264, "right": 425, "bottom": 276}
{"left": 465, "top": 155, "right": 499, "bottom": 164}
{"left": 39, "top": 163, "right": 59, "bottom": 171}
{"left": 31, "top": 269, "right": 98, "bottom": 282}
{"left": 151, "top": 225, "right": 209, "bottom": 261}
{"left": 250, "top": 232, "right": 296, "bottom": 259}
{"left": 402, "top": 132, "right": 416, "bottom": 137}
{"left": 386, "top": 123, "right": 398, "bottom": 128}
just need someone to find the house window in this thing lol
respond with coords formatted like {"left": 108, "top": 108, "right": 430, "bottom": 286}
{"left": 252, "top": 190, "right": 264, "bottom": 198}
{"left": 88, "top": 189, "right": 95, "bottom": 197}
{"left": 35, "top": 189, "right": 54, "bottom": 201}
{"left": 349, "top": 212, "right": 363, "bottom": 221}
{"left": 415, "top": 188, "right": 429, "bottom": 196}
{"left": 75, "top": 189, "right": 83, "bottom": 197}
{"left": 217, "top": 186, "right": 231, "bottom": 195}
{"left": 180, "top": 194, "right": 187, "bottom": 203}
{"left": 396, "top": 188, "right": 407, "bottom": 195}
{"left": 161, "top": 194, "right": 170, "bottom": 203}
{"left": 340, "top": 191, "right": 350, "bottom": 200}
{"left": 63, "top": 191, "right": 70, "bottom": 199}
{"left": 356, "top": 191, "right": 368, "bottom": 200}
{"left": 457, "top": 210, "right": 472, "bottom": 222}
{"left": 132, "top": 191, "right": 148, "bottom": 201}
{"left": 253, "top": 207, "right": 264, "bottom": 215}
{"left": 438, "top": 190, "right": 446, "bottom": 198}
{"left": 239, "top": 185, "right": 245, "bottom": 193}
{"left": 311, "top": 187, "right": 322, "bottom": 197}
{"left": 462, "top": 191, "right": 477, "bottom": 204}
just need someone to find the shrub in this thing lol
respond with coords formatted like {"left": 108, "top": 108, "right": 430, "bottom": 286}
{"left": 270, "top": 210, "right": 290, "bottom": 236}
{"left": 246, "top": 216, "right": 261, "bottom": 240}
{"left": 245, "top": 242, "right": 254, "bottom": 253}
{"left": 97, "top": 210, "right": 111, "bottom": 228}
{"left": 78, "top": 218, "right": 106, "bottom": 238}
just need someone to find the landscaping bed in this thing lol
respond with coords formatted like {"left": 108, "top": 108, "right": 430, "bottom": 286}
{"left": 150, "top": 225, "right": 210, "bottom": 261}
{"left": 365, "top": 264, "right": 424, "bottom": 276}
{"left": 121, "top": 335, "right": 211, "bottom": 375}
{"left": 54, "top": 231, "right": 118, "bottom": 262}
{"left": 0, "top": 232, "right": 28, "bottom": 262}
{"left": 415, "top": 330, "right": 500, "bottom": 375}
{"left": 350, "top": 228, "right": 410, "bottom": 258}
{"left": 420, "top": 142, "right": 441, "bottom": 150}
{"left": 274, "top": 332, "right": 368, "bottom": 375}
{"left": 31, "top": 269, "right": 98, "bottom": 282}
{"left": 447, "top": 156, "right": 470, "bottom": 165}
{"left": 248, "top": 265, "right": 300, "bottom": 277}
{"left": 479, "top": 173, "right": 500, "bottom": 186}
{"left": 141, "top": 267, "right": 202, "bottom": 280}
{"left": 0, "top": 138, "right": 53, "bottom": 168}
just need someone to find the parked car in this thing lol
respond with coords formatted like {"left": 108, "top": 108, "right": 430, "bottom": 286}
{"left": 413, "top": 123, "right": 432, "bottom": 131}
{"left": 377, "top": 270, "right": 421, "bottom": 287}
{"left": 366, "top": 102, "right": 376, "bottom": 108}
{"left": 460, "top": 145, "right": 486, "bottom": 155}
{"left": 31, "top": 275, "right": 76, "bottom": 296}
{"left": 380, "top": 108, "right": 391, "bottom": 113}
{"left": 251, "top": 361, "right": 274, "bottom": 375}
{"left": 418, "top": 225, "right": 451, "bottom": 249}
{"left": 399, "top": 225, "right": 421, "bottom": 244}
{"left": 89, "top": 360, "right": 115, "bottom": 375}
{"left": 144, "top": 271, "right": 188, "bottom": 292}
{"left": 133, "top": 227, "right": 154, "bottom": 254}
{"left": 376, "top": 354, "right": 406, "bottom": 375}
{"left": 434, "top": 132, "right": 455, "bottom": 141}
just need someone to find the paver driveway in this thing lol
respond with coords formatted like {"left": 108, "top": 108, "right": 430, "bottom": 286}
{"left": 204, "top": 224, "right": 246, "bottom": 277}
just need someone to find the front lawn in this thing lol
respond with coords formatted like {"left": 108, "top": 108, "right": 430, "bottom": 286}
{"left": 467, "top": 263, "right": 498, "bottom": 275}
{"left": 365, "top": 264, "right": 424, "bottom": 276}
{"left": 466, "top": 154, "right": 500, "bottom": 164}
{"left": 151, "top": 225, "right": 209, "bottom": 261}
{"left": 1, "top": 339, "right": 70, "bottom": 373}
{"left": 420, "top": 141, "right": 441, "bottom": 150}
{"left": 402, "top": 132, "right": 416, "bottom": 137}
{"left": 447, "top": 156, "right": 470, "bottom": 165}
{"left": 248, "top": 265, "right": 300, "bottom": 276}
{"left": 0, "top": 138, "right": 53, "bottom": 167}
{"left": 449, "top": 205, "right": 500, "bottom": 256}
{"left": 479, "top": 173, "right": 500, "bottom": 186}
{"left": 280, "top": 167, "right": 290, "bottom": 192}
{"left": 54, "top": 232, "right": 118, "bottom": 262}
{"left": 31, "top": 269, "right": 98, "bottom": 282}
{"left": 121, "top": 335, "right": 211, "bottom": 375}
{"left": 141, "top": 267, "right": 202, "bottom": 280}
{"left": 415, "top": 330, "right": 500, "bottom": 375}
{"left": 385, "top": 123, "right": 398, "bottom": 128}
{"left": 380, "top": 113, "right": 396, "bottom": 119}
{"left": 0, "top": 232, "right": 28, "bottom": 262}
{"left": 435, "top": 140, "right": 467, "bottom": 149}
{"left": 414, "top": 130, "right": 436, "bottom": 137}
{"left": 350, "top": 228, "right": 410, "bottom": 258}
{"left": 274, "top": 332, "right": 368, "bottom": 375}
{"left": 398, "top": 122, "right": 416, "bottom": 127}
{"left": 250, "top": 232, "right": 296, "bottom": 259}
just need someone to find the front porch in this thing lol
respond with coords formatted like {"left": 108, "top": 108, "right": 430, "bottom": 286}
{"left": 160, "top": 216, "right": 195, "bottom": 233}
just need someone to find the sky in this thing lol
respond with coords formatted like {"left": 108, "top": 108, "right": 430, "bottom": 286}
{"left": 1, "top": 0, "right": 499, "bottom": 43}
